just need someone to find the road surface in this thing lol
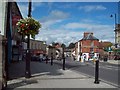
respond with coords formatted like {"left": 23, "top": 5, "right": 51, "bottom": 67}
{"left": 54, "top": 56, "right": 119, "bottom": 87}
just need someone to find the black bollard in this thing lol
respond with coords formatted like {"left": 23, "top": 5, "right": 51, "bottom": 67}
{"left": 63, "top": 57, "right": 65, "bottom": 70}
{"left": 51, "top": 53, "right": 53, "bottom": 66}
{"left": 46, "top": 56, "right": 48, "bottom": 64}
{"left": 94, "top": 60, "right": 100, "bottom": 84}
{"left": 51, "top": 58, "right": 53, "bottom": 65}
{"left": 25, "top": 51, "right": 31, "bottom": 78}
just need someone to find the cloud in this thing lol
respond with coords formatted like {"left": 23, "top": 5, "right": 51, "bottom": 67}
{"left": 40, "top": 10, "right": 70, "bottom": 22}
{"left": 17, "top": 2, "right": 43, "bottom": 17}
{"left": 64, "top": 23, "right": 89, "bottom": 29}
{"left": 55, "top": 3, "right": 76, "bottom": 9}
{"left": 36, "top": 20, "right": 114, "bottom": 46}
{"left": 79, "top": 5, "right": 106, "bottom": 12}
{"left": 16, "top": 2, "right": 114, "bottom": 45}
{"left": 35, "top": 29, "right": 83, "bottom": 46}
{"left": 64, "top": 22, "right": 111, "bottom": 30}
{"left": 81, "top": 19, "right": 96, "bottom": 23}
{"left": 40, "top": 10, "right": 70, "bottom": 30}
{"left": 17, "top": 3, "right": 28, "bottom": 17}
{"left": 63, "top": 22, "right": 114, "bottom": 42}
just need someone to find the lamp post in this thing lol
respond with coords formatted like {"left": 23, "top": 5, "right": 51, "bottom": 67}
{"left": 110, "top": 14, "right": 117, "bottom": 28}
{"left": 110, "top": 14, "right": 117, "bottom": 47}
{"left": 25, "top": 0, "right": 32, "bottom": 78}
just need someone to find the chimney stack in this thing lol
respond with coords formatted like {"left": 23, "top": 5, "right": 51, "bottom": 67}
{"left": 84, "top": 32, "right": 93, "bottom": 37}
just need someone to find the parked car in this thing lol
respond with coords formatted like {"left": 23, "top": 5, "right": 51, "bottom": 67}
{"left": 39, "top": 54, "right": 43, "bottom": 61}
{"left": 114, "top": 55, "right": 120, "bottom": 60}
{"left": 31, "top": 55, "right": 40, "bottom": 61}
{"left": 42, "top": 56, "right": 46, "bottom": 61}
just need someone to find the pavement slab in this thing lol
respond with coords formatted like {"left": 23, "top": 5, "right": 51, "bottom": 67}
{"left": 6, "top": 61, "right": 118, "bottom": 89}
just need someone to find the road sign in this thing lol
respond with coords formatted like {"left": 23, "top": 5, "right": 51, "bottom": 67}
{"left": 89, "top": 53, "right": 94, "bottom": 56}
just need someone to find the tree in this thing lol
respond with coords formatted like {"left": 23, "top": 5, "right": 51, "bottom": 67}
{"left": 68, "top": 43, "right": 75, "bottom": 49}
{"left": 52, "top": 42, "right": 56, "bottom": 46}
{"left": 61, "top": 43, "right": 66, "bottom": 49}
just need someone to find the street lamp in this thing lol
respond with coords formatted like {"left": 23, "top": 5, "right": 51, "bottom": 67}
{"left": 25, "top": 0, "right": 32, "bottom": 78}
{"left": 110, "top": 14, "right": 117, "bottom": 28}
{"left": 110, "top": 14, "right": 117, "bottom": 47}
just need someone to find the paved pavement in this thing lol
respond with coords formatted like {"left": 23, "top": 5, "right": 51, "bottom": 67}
{"left": 0, "top": 80, "right": 2, "bottom": 90}
{"left": 6, "top": 61, "right": 118, "bottom": 89}
{"left": 99, "top": 60, "right": 120, "bottom": 66}
{"left": 104, "top": 60, "right": 119, "bottom": 65}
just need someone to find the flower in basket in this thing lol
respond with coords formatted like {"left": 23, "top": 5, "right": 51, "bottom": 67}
{"left": 16, "top": 17, "right": 41, "bottom": 39}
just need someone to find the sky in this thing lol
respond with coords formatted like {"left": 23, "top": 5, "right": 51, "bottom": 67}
{"left": 16, "top": 1, "right": 119, "bottom": 46}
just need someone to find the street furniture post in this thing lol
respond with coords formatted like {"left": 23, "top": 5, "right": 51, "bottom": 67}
{"left": 25, "top": 49, "right": 31, "bottom": 78}
{"left": 63, "top": 57, "right": 65, "bottom": 70}
{"left": 94, "top": 60, "right": 100, "bottom": 84}
{"left": 46, "top": 56, "right": 48, "bottom": 64}
{"left": 62, "top": 48, "right": 65, "bottom": 70}
{"left": 51, "top": 53, "right": 53, "bottom": 66}
{"left": 25, "top": 0, "right": 31, "bottom": 78}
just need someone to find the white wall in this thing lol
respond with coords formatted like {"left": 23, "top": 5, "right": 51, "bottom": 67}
{"left": 23, "top": 42, "right": 27, "bottom": 49}
{"left": 81, "top": 53, "right": 89, "bottom": 62}
{"left": 0, "top": 1, "right": 7, "bottom": 36}
{"left": 77, "top": 42, "right": 80, "bottom": 61}
{"left": 0, "top": 35, "right": 3, "bottom": 78}
{"left": 0, "top": 1, "right": 7, "bottom": 89}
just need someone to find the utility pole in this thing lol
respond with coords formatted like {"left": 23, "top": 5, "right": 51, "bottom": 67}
{"left": 25, "top": 0, "right": 32, "bottom": 78}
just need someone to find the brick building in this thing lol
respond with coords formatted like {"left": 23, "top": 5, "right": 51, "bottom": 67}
{"left": 47, "top": 43, "right": 63, "bottom": 60}
{"left": 75, "top": 32, "right": 99, "bottom": 62}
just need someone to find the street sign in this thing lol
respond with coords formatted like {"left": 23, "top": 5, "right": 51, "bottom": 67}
{"left": 89, "top": 53, "right": 94, "bottom": 56}
{"left": 89, "top": 52, "right": 94, "bottom": 59}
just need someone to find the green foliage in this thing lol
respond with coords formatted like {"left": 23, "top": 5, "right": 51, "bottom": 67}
{"left": 61, "top": 43, "right": 66, "bottom": 48}
{"left": 68, "top": 43, "right": 75, "bottom": 49}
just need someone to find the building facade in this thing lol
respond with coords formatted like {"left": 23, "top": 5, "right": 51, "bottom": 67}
{"left": 0, "top": 0, "right": 7, "bottom": 88}
{"left": 115, "top": 24, "right": 120, "bottom": 48}
{"left": 75, "top": 32, "right": 100, "bottom": 62}
{"left": 54, "top": 43, "right": 63, "bottom": 60}
{"left": 30, "top": 39, "right": 47, "bottom": 55}
{"left": 47, "top": 45, "right": 56, "bottom": 59}
{"left": 11, "top": 2, "right": 23, "bottom": 62}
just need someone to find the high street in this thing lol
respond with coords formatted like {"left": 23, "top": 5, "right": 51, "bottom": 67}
{"left": 54, "top": 56, "right": 119, "bottom": 88}
{"left": 7, "top": 60, "right": 116, "bottom": 89}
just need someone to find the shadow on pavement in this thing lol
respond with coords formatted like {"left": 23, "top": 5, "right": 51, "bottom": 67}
{"left": 6, "top": 79, "right": 38, "bottom": 89}
{"left": 8, "top": 61, "right": 26, "bottom": 80}
{"left": 8, "top": 61, "right": 63, "bottom": 80}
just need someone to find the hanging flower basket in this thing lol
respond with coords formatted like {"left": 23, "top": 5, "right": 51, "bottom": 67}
{"left": 16, "top": 17, "right": 41, "bottom": 38}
